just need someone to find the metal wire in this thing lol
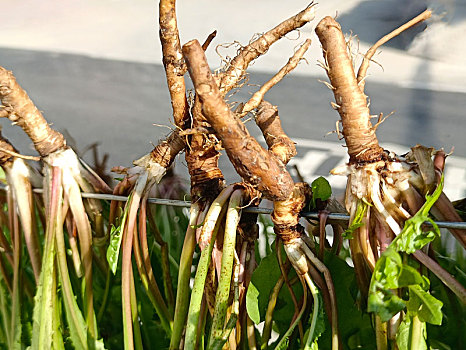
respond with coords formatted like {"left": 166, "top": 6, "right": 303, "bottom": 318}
{"left": 27, "top": 188, "right": 466, "bottom": 230}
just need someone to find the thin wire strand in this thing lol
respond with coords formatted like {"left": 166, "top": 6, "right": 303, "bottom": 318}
{"left": 14, "top": 187, "right": 465, "bottom": 230}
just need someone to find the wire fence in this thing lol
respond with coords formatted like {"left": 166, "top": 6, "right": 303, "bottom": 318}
{"left": 19, "top": 187, "right": 466, "bottom": 230}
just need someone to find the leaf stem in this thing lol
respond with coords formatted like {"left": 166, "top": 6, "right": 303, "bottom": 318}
{"left": 303, "top": 273, "right": 320, "bottom": 349}
{"left": 184, "top": 205, "right": 226, "bottom": 349}
{"left": 56, "top": 193, "right": 88, "bottom": 349}
{"left": 169, "top": 203, "right": 202, "bottom": 350}
{"left": 410, "top": 316, "right": 423, "bottom": 350}
{"left": 276, "top": 241, "right": 303, "bottom": 340}
{"left": 261, "top": 274, "right": 285, "bottom": 348}
{"left": 63, "top": 168, "right": 97, "bottom": 337}
{"left": 32, "top": 166, "right": 61, "bottom": 350}
{"left": 375, "top": 316, "right": 388, "bottom": 350}
{"left": 132, "top": 196, "right": 172, "bottom": 334}
{"left": 147, "top": 204, "right": 175, "bottom": 312}
{"left": 413, "top": 250, "right": 466, "bottom": 304}
{"left": 209, "top": 259, "right": 241, "bottom": 350}
{"left": 121, "top": 172, "right": 148, "bottom": 350}
{"left": 130, "top": 267, "right": 144, "bottom": 350}
{"left": 97, "top": 266, "right": 112, "bottom": 323}
{"left": 10, "top": 197, "right": 21, "bottom": 348}
{"left": 274, "top": 277, "right": 308, "bottom": 350}
{"left": 208, "top": 189, "right": 243, "bottom": 347}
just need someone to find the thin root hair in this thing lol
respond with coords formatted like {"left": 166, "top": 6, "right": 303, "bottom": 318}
{"left": 373, "top": 110, "right": 395, "bottom": 131}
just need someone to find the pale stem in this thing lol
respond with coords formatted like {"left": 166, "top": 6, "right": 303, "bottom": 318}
{"left": 169, "top": 203, "right": 201, "bottom": 350}
{"left": 208, "top": 189, "right": 243, "bottom": 347}
{"left": 303, "top": 273, "right": 320, "bottom": 349}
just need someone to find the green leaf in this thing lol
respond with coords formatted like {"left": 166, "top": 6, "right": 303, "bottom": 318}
{"left": 368, "top": 178, "right": 445, "bottom": 323}
{"left": 407, "top": 286, "right": 443, "bottom": 325}
{"left": 394, "top": 176, "right": 443, "bottom": 254}
{"left": 344, "top": 200, "right": 368, "bottom": 239}
{"left": 246, "top": 283, "right": 261, "bottom": 325}
{"left": 372, "top": 248, "right": 402, "bottom": 289}
{"left": 245, "top": 249, "right": 282, "bottom": 324}
{"left": 304, "top": 293, "right": 325, "bottom": 349}
{"left": 0, "top": 277, "right": 11, "bottom": 348}
{"left": 369, "top": 248, "right": 443, "bottom": 324}
{"left": 319, "top": 253, "right": 375, "bottom": 349}
{"left": 368, "top": 248, "right": 407, "bottom": 321}
{"left": 273, "top": 269, "right": 303, "bottom": 335}
{"left": 32, "top": 197, "right": 58, "bottom": 350}
{"left": 311, "top": 177, "right": 332, "bottom": 206}
{"left": 397, "top": 265, "right": 427, "bottom": 289}
{"left": 367, "top": 287, "right": 405, "bottom": 323}
{"left": 106, "top": 197, "right": 131, "bottom": 274}
{"left": 396, "top": 315, "right": 427, "bottom": 350}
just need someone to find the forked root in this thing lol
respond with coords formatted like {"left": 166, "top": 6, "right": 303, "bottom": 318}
{"left": 218, "top": 3, "right": 316, "bottom": 96}
{"left": 272, "top": 183, "right": 339, "bottom": 350}
{"left": 183, "top": 39, "right": 294, "bottom": 201}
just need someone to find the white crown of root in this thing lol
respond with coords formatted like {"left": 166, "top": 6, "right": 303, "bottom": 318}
{"left": 331, "top": 156, "right": 425, "bottom": 237}
{"left": 132, "top": 153, "right": 167, "bottom": 184}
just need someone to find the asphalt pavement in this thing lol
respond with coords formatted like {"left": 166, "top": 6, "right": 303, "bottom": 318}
{"left": 1, "top": 48, "right": 465, "bottom": 197}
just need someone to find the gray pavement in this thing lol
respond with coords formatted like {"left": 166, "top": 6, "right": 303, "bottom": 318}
{"left": 1, "top": 48, "right": 465, "bottom": 192}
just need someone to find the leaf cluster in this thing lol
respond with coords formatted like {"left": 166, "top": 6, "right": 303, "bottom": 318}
{"left": 368, "top": 179, "right": 445, "bottom": 347}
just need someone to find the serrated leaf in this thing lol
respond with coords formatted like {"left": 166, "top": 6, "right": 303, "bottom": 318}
{"left": 311, "top": 177, "right": 332, "bottom": 205}
{"left": 32, "top": 179, "right": 59, "bottom": 350}
{"left": 368, "top": 287, "right": 406, "bottom": 322}
{"left": 395, "top": 176, "right": 443, "bottom": 254}
{"left": 398, "top": 265, "right": 428, "bottom": 288}
{"left": 369, "top": 178, "right": 445, "bottom": 323}
{"left": 372, "top": 248, "right": 402, "bottom": 289}
{"left": 369, "top": 248, "right": 407, "bottom": 321}
{"left": 408, "top": 285, "right": 443, "bottom": 325}
{"left": 91, "top": 337, "right": 107, "bottom": 350}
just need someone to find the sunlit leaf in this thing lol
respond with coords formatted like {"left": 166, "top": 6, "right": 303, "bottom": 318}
{"left": 396, "top": 315, "right": 427, "bottom": 350}
{"left": 407, "top": 286, "right": 443, "bottom": 325}
{"left": 369, "top": 178, "right": 445, "bottom": 323}
{"left": 311, "top": 176, "right": 332, "bottom": 206}
{"left": 395, "top": 176, "right": 443, "bottom": 254}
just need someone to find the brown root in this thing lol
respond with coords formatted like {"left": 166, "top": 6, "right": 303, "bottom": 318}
{"left": 185, "top": 88, "right": 224, "bottom": 204}
{"left": 159, "top": 0, "right": 190, "bottom": 130}
{"left": 149, "top": 129, "right": 186, "bottom": 168}
{"left": 0, "top": 131, "right": 17, "bottom": 166}
{"left": 218, "top": 4, "right": 315, "bottom": 95}
{"left": 0, "top": 66, "right": 66, "bottom": 157}
{"left": 357, "top": 9, "right": 432, "bottom": 93}
{"left": 183, "top": 40, "right": 294, "bottom": 201}
{"left": 255, "top": 101, "right": 297, "bottom": 165}
{"left": 315, "top": 17, "right": 383, "bottom": 163}
{"left": 272, "top": 183, "right": 311, "bottom": 244}
{"left": 202, "top": 30, "right": 217, "bottom": 51}
{"left": 239, "top": 39, "right": 311, "bottom": 117}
